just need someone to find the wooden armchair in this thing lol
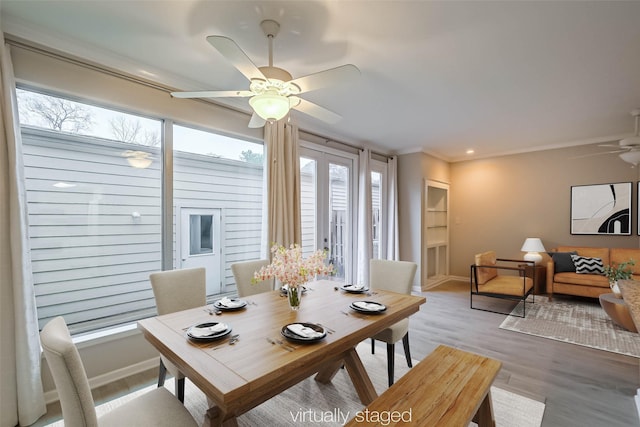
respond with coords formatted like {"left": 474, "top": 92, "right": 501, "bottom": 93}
{"left": 470, "top": 250, "right": 535, "bottom": 317}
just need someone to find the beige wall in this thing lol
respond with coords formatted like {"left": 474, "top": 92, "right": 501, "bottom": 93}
{"left": 450, "top": 145, "right": 640, "bottom": 277}
{"left": 398, "top": 152, "right": 450, "bottom": 287}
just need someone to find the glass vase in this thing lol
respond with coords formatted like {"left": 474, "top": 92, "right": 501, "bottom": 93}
{"left": 287, "top": 285, "right": 301, "bottom": 311}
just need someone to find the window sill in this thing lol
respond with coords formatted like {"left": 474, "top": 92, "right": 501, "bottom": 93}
{"left": 72, "top": 322, "right": 141, "bottom": 349}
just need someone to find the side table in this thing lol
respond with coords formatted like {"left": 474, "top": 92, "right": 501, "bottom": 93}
{"left": 519, "top": 264, "right": 546, "bottom": 295}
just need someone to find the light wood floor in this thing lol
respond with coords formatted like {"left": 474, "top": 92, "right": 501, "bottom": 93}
{"left": 36, "top": 280, "right": 640, "bottom": 426}
{"left": 410, "top": 280, "right": 640, "bottom": 427}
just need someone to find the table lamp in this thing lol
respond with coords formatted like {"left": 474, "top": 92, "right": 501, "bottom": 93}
{"left": 521, "top": 238, "right": 546, "bottom": 264}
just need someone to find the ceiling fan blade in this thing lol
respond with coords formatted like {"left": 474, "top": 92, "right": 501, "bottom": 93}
{"left": 248, "top": 112, "right": 266, "bottom": 128}
{"left": 292, "top": 97, "right": 342, "bottom": 123}
{"left": 171, "top": 90, "right": 253, "bottom": 99}
{"left": 289, "top": 64, "right": 360, "bottom": 94}
{"left": 570, "top": 149, "right": 629, "bottom": 159}
{"left": 206, "top": 36, "right": 266, "bottom": 82}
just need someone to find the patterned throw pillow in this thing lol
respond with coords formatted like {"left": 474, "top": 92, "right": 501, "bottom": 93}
{"left": 571, "top": 255, "right": 604, "bottom": 275}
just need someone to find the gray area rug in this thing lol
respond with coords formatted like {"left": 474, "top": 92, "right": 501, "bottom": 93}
{"left": 47, "top": 344, "right": 544, "bottom": 427}
{"left": 500, "top": 296, "right": 640, "bottom": 358}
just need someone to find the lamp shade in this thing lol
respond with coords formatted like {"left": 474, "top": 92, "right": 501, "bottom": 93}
{"left": 521, "top": 238, "right": 546, "bottom": 264}
{"left": 249, "top": 93, "right": 290, "bottom": 121}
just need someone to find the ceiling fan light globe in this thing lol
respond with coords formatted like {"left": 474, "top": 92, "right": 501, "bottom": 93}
{"left": 249, "top": 93, "right": 290, "bottom": 121}
{"left": 619, "top": 150, "right": 640, "bottom": 166}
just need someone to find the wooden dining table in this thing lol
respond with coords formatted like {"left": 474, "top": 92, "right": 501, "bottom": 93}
{"left": 137, "top": 279, "right": 426, "bottom": 427}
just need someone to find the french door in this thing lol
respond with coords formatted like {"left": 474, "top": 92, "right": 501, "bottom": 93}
{"left": 299, "top": 146, "right": 356, "bottom": 283}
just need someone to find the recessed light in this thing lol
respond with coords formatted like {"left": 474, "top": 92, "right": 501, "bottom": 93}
{"left": 466, "top": 149, "right": 475, "bottom": 155}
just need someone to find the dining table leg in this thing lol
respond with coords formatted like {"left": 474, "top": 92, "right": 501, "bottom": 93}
{"left": 206, "top": 403, "right": 238, "bottom": 427}
{"left": 314, "top": 358, "right": 345, "bottom": 383}
{"left": 342, "top": 347, "right": 379, "bottom": 405}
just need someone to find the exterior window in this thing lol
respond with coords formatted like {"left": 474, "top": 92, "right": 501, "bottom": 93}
{"left": 15, "top": 90, "right": 266, "bottom": 334}
{"left": 371, "top": 161, "right": 387, "bottom": 260}
{"left": 17, "top": 89, "right": 162, "bottom": 334}
{"left": 173, "top": 125, "right": 264, "bottom": 297}
{"left": 371, "top": 171, "right": 382, "bottom": 259}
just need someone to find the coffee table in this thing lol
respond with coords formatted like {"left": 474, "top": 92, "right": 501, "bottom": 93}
{"left": 599, "top": 292, "right": 638, "bottom": 332}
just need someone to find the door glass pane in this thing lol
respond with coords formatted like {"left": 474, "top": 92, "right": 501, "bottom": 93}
{"left": 300, "top": 157, "right": 317, "bottom": 257}
{"left": 189, "top": 214, "right": 213, "bottom": 255}
{"left": 329, "top": 163, "right": 349, "bottom": 279}
{"left": 371, "top": 171, "right": 382, "bottom": 259}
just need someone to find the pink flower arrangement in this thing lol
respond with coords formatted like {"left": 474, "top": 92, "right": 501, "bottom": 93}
{"left": 253, "top": 243, "right": 334, "bottom": 287}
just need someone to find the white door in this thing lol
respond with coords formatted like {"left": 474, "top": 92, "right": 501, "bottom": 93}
{"left": 179, "top": 208, "right": 222, "bottom": 295}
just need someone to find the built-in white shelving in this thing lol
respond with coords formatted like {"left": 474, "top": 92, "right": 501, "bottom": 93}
{"left": 424, "top": 180, "right": 450, "bottom": 287}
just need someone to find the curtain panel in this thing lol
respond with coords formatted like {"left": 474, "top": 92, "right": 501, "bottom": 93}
{"left": 264, "top": 120, "right": 302, "bottom": 252}
{"left": 0, "top": 37, "right": 46, "bottom": 426}
{"left": 356, "top": 148, "right": 372, "bottom": 284}
{"left": 386, "top": 156, "right": 399, "bottom": 261}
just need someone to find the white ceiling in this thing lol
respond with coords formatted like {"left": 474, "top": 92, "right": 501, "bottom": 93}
{"left": 2, "top": 0, "right": 640, "bottom": 161}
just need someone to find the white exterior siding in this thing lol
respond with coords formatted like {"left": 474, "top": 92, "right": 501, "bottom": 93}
{"left": 22, "top": 127, "right": 263, "bottom": 333}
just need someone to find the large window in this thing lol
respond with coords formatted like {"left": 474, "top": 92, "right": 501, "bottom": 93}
{"left": 16, "top": 89, "right": 265, "bottom": 334}
{"left": 173, "top": 125, "right": 264, "bottom": 296}
{"left": 371, "top": 159, "right": 387, "bottom": 260}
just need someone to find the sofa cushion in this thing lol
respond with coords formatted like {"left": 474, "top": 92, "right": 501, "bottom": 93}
{"left": 475, "top": 251, "right": 497, "bottom": 285}
{"left": 554, "top": 272, "right": 610, "bottom": 288}
{"left": 548, "top": 251, "right": 577, "bottom": 273}
{"left": 571, "top": 255, "right": 605, "bottom": 275}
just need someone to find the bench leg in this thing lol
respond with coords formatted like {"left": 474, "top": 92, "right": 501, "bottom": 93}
{"left": 473, "top": 391, "right": 496, "bottom": 427}
{"left": 371, "top": 338, "right": 375, "bottom": 354}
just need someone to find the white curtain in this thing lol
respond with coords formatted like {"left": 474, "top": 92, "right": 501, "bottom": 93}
{"left": 263, "top": 120, "right": 301, "bottom": 253}
{"left": 356, "top": 149, "right": 372, "bottom": 285}
{"left": 0, "top": 37, "right": 46, "bottom": 426}
{"left": 386, "top": 156, "right": 399, "bottom": 260}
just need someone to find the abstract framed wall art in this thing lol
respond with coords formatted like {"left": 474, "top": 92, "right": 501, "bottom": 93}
{"left": 570, "top": 182, "right": 631, "bottom": 235}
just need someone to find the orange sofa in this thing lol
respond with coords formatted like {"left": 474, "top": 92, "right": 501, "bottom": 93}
{"left": 547, "top": 246, "right": 640, "bottom": 300}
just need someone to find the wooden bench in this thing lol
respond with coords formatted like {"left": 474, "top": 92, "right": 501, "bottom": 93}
{"left": 345, "top": 344, "right": 502, "bottom": 427}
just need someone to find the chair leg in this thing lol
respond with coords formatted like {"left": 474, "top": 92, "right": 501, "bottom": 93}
{"left": 176, "top": 377, "right": 185, "bottom": 403}
{"left": 157, "top": 359, "right": 167, "bottom": 387}
{"left": 402, "top": 333, "right": 412, "bottom": 368}
{"left": 386, "top": 343, "right": 395, "bottom": 387}
{"left": 371, "top": 338, "right": 375, "bottom": 354}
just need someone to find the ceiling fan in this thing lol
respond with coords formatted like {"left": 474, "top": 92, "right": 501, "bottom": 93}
{"left": 598, "top": 109, "right": 640, "bottom": 166}
{"left": 171, "top": 20, "right": 360, "bottom": 128}
{"left": 573, "top": 109, "right": 640, "bottom": 166}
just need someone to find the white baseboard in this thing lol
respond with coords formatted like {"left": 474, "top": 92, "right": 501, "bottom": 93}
{"left": 43, "top": 356, "right": 159, "bottom": 404}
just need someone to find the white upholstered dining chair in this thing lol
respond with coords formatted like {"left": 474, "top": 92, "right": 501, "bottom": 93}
{"left": 369, "top": 259, "right": 418, "bottom": 387}
{"left": 231, "top": 259, "right": 274, "bottom": 297}
{"left": 149, "top": 267, "right": 206, "bottom": 402}
{"left": 40, "top": 316, "right": 197, "bottom": 427}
